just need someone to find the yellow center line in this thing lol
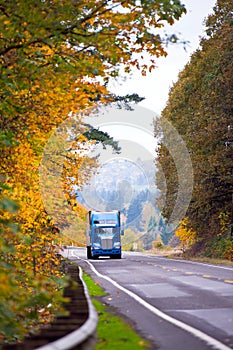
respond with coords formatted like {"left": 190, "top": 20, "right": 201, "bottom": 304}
{"left": 224, "top": 280, "right": 233, "bottom": 284}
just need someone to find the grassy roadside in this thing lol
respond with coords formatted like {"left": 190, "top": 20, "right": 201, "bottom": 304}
{"left": 82, "top": 272, "right": 151, "bottom": 350}
{"left": 146, "top": 248, "right": 233, "bottom": 266}
{"left": 165, "top": 253, "right": 233, "bottom": 266}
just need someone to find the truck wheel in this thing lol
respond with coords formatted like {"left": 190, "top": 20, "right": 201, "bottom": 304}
{"left": 87, "top": 246, "right": 92, "bottom": 259}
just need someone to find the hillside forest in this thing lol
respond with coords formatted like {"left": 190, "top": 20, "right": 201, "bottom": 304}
{"left": 155, "top": 0, "right": 233, "bottom": 259}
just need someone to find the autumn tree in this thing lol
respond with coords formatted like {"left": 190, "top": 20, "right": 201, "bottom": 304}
{"left": 155, "top": 0, "right": 233, "bottom": 258}
{"left": 175, "top": 217, "right": 196, "bottom": 252}
{"left": 1, "top": 0, "right": 187, "bottom": 341}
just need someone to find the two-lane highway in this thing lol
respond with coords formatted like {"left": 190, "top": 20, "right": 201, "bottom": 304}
{"left": 64, "top": 248, "right": 233, "bottom": 350}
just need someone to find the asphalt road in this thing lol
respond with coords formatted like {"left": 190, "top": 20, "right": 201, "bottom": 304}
{"left": 64, "top": 248, "right": 233, "bottom": 350}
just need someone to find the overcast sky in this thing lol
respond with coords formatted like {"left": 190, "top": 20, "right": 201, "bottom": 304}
{"left": 109, "top": 0, "right": 217, "bottom": 115}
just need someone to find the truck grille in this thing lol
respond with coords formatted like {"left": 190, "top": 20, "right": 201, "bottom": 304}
{"left": 101, "top": 238, "right": 113, "bottom": 250}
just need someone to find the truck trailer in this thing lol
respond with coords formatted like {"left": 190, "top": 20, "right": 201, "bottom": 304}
{"left": 86, "top": 210, "right": 124, "bottom": 259}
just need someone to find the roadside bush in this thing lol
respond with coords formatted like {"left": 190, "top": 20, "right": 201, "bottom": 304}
{"left": 205, "top": 235, "right": 233, "bottom": 261}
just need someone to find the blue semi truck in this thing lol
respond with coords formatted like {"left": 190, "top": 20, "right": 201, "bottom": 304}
{"left": 86, "top": 210, "right": 124, "bottom": 259}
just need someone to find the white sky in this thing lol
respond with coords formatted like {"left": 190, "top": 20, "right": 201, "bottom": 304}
{"left": 109, "top": 0, "right": 216, "bottom": 115}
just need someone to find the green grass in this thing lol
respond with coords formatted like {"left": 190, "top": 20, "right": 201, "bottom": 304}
{"left": 83, "top": 272, "right": 151, "bottom": 350}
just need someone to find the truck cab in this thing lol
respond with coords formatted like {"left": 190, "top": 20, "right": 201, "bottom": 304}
{"left": 87, "top": 210, "right": 124, "bottom": 259}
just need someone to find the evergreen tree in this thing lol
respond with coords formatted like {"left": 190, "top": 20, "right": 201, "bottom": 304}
{"left": 143, "top": 215, "right": 157, "bottom": 250}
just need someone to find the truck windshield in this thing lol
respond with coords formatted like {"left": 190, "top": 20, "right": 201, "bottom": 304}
{"left": 95, "top": 228, "right": 116, "bottom": 235}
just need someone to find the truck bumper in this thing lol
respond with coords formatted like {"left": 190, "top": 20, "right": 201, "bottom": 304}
{"left": 92, "top": 248, "right": 121, "bottom": 258}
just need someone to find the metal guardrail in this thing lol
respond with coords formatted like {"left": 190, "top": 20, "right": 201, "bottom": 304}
{"left": 35, "top": 266, "right": 98, "bottom": 350}
{"left": 2, "top": 264, "right": 98, "bottom": 350}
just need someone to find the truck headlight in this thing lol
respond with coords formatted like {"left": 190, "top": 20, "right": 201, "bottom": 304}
{"left": 93, "top": 243, "right": 101, "bottom": 249}
{"left": 114, "top": 242, "right": 121, "bottom": 249}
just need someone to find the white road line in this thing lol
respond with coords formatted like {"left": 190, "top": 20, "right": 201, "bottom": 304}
{"left": 70, "top": 251, "right": 232, "bottom": 350}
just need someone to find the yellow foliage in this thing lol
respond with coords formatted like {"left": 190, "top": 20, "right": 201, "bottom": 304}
{"left": 175, "top": 217, "right": 196, "bottom": 251}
